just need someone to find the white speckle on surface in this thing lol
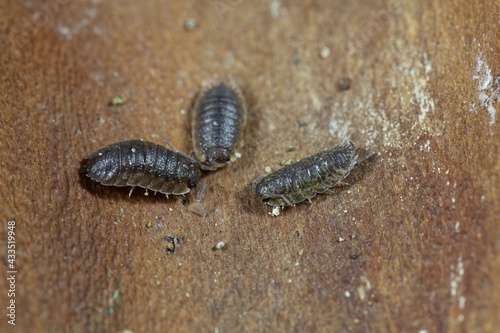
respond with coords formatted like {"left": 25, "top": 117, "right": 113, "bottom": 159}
{"left": 344, "top": 291, "right": 350, "bottom": 297}
{"left": 264, "top": 166, "right": 272, "bottom": 173}
{"left": 473, "top": 52, "right": 497, "bottom": 126}
{"left": 338, "top": 237, "right": 345, "bottom": 242}
{"left": 58, "top": 25, "right": 71, "bottom": 37}
{"left": 215, "top": 241, "right": 225, "bottom": 250}
{"left": 459, "top": 296, "right": 466, "bottom": 309}
{"left": 180, "top": 109, "right": 186, "bottom": 115}
{"left": 320, "top": 46, "right": 331, "bottom": 58}
{"left": 451, "top": 197, "right": 456, "bottom": 204}
{"left": 235, "top": 152, "right": 242, "bottom": 159}
{"left": 418, "top": 330, "right": 429, "bottom": 333}
{"left": 455, "top": 221, "right": 460, "bottom": 232}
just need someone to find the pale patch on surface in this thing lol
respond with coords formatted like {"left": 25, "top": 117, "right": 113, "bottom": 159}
{"left": 473, "top": 52, "right": 497, "bottom": 126}
{"left": 404, "top": 52, "right": 435, "bottom": 128}
{"left": 450, "top": 256, "right": 464, "bottom": 298}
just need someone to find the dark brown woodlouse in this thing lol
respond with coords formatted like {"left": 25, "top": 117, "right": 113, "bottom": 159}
{"left": 252, "top": 141, "right": 359, "bottom": 207}
{"left": 81, "top": 140, "right": 211, "bottom": 201}
{"left": 191, "top": 80, "right": 247, "bottom": 168}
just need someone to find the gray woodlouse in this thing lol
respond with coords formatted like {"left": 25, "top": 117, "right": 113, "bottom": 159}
{"left": 82, "top": 140, "right": 210, "bottom": 200}
{"left": 252, "top": 141, "right": 359, "bottom": 207}
{"left": 191, "top": 80, "right": 247, "bottom": 168}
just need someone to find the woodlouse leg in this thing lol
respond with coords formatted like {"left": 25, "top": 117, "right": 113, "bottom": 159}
{"left": 144, "top": 189, "right": 149, "bottom": 196}
{"left": 128, "top": 187, "right": 135, "bottom": 198}
{"left": 195, "top": 179, "right": 206, "bottom": 216}
{"left": 267, "top": 193, "right": 294, "bottom": 206}
{"left": 199, "top": 163, "right": 217, "bottom": 171}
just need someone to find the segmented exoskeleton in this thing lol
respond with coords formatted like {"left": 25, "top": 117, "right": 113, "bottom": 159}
{"left": 191, "top": 80, "right": 247, "bottom": 168}
{"left": 252, "top": 141, "right": 359, "bottom": 207}
{"left": 82, "top": 140, "right": 207, "bottom": 198}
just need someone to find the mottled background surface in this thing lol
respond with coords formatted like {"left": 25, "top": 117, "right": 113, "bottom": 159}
{"left": 1, "top": 0, "right": 499, "bottom": 332}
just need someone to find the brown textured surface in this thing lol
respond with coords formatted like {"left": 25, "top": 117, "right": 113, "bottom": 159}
{"left": 1, "top": 1, "right": 500, "bottom": 332}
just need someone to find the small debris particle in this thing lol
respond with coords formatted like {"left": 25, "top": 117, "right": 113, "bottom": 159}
{"left": 298, "top": 121, "right": 307, "bottom": 128}
{"left": 235, "top": 152, "right": 242, "bottom": 159}
{"left": 109, "top": 94, "right": 127, "bottom": 106}
{"left": 350, "top": 253, "right": 361, "bottom": 260}
{"left": 281, "top": 159, "right": 293, "bottom": 166}
{"left": 168, "top": 208, "right": 173, "bottom": 212}
{"left": 293, "top": 54, "right": 301, "bottom": 66}
{"left": 212, "top": 241, "right": 227, "bottom": 251}
{"left": 180, "top": 109, "right": 186, "bottom": 115}
{"left": 268, "top": 206, "right": 281, "bottom": 217}
{"left": 264, "top": 166, "right": 272, "bottom": 174}
{"left": 338, "top": 237, "right": 345, "bottom": 242}
{"left": 338, "top": 77, "right": 351, "bottom": 91}
{"left": 320, "top": 46, "right": 331, "bottom": 58}
{"left": 164, "top": 236, "right": 182, "bottom": 254}
{"left": 184, "top": 18, "right": 198, "bottom": 31}
{"left": 145, "top": 221, "right": 152, "bottom": 228}
{"left": 345, "top": 291, "right": 351, "bottom": 297}
{"left": 287, "top": 146, "right": 295, "bottom": 152}
{"left": 74, "top": 129, "right": 82, "bottom": 135}
{"left": 298, "top": 249, "right": 304, "bottom": 256}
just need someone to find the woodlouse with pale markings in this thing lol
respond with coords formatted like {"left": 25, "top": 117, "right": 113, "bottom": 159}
{"left": 252, "top": 141, "right": 359, "bottom": 207}
{"left": 191, "top": 80, "right": 247, "bottom": 168}
{"left": 81, "top": 140, "right": 211, "bottom": 201}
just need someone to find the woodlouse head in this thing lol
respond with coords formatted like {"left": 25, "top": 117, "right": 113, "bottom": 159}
{"left": 252, "top": 176, "right": 287, "bottom": 207}
{"left": 206, "top": 147, "right": 231, "bottom": 167}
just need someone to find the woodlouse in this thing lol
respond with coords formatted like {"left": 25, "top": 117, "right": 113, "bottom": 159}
{"left": 191, "top": 80, "right": 247, "bottom": 168}
{"left": 82, "top": 140, "right": 210, "bottom": 200}
{"left": 252, "top": 141, "right": 359, "bottom": 207}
